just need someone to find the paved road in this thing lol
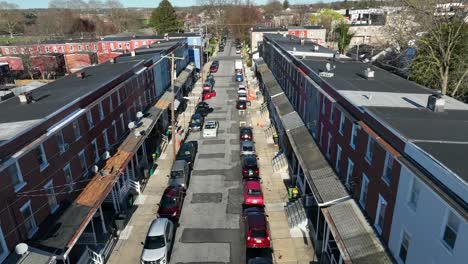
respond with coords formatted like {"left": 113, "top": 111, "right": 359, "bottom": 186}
{"left": 170, "top": 40, "right": 246, "bottom": 264}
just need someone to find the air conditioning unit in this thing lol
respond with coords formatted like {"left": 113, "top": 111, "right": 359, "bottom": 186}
{"left": 427, "top": 94, "right": 445, "bottom": 112}
{"left": 364, "top": 68, "right": 375, "bottom": 79}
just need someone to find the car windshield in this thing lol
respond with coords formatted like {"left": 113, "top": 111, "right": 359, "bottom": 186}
{"left": 171, "top": 171, "right": 183, "bottom": 178}
{"left": 160, "top": 196, "right": 177, "bottom": 208}
{"left": 241, "top": 128, "right": 251, "bottom": 134}
{"left": 205, "top": 123, "right": 216, "bottom": 129}
{"left": 144, "top": 235, "right": 165, "bottom": 249}
{"left": 248, "top": 189, "right": 261, "bottom": 196}
{"left": 191, "top": 118, "right": 200, "bottom": 124}
{"left": 251, "top": 229, "right": 267, "bottom": 238}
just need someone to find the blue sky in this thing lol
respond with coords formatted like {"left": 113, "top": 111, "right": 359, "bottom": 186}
{"left": 11, "top": 0, "right": 332, "bottom": 9}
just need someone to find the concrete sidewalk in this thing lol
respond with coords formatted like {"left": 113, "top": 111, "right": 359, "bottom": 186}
{"left": 107, "top": 74, "right": 205, "bottom": 264}
{"left": 244, "top": 64, "right": 316, "bottom": 264}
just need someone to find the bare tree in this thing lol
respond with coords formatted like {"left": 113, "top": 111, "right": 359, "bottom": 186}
{"left": 105, "top": 0, "right": 142, "bottom": 33}
{"left": 227, "top": 0, "right": 261, "bottom": 42}
{"left": 198, "top": 0, "right": 228, "bottom": 40}
{"left": 263, "top": 0, "right": 282, "bottom": 17}
{"left": 293, "top": 5, "right": 310, "bottom": 26}
{"left": 0, "top": 2, "right": 25, "bottom": 38}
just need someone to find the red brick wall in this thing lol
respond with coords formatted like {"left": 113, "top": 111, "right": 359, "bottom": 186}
{"left": 0, "top": 56, "right": 24, "bottom": 71}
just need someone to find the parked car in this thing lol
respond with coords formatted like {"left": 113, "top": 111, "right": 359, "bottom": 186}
{"left": 140, "top": 218, "right": 174, "bottom": 264}
{"left": 243, "top": 179, "right": 264, "bottom": 206}
{"left": 243, "top": 207, "right": 271, "bottom": 248}
{"left": 189, "top": 113, "right": 204, "bottom": 131}
{"left": 238, "top": 84, "right": 246, "bottom": 96}
{"left": 168, "top": 160, "right": 190, "bottom": 188}
{"left": 176, "top": 141, "right": 198, "bottom": 167}
{"left": 203, "top": 77, "right": 215, "bottom": 90}
{"left": 195, "top": 103, "right": 214, "bottom": 116}
{"left": 202, "top": 89, "right": 216, "bottom": 100}
{"left": 240, "top": 127, "right": 253, "bottom": 141}
{"left": 240, "top": 140, "right": 256, "bottom": 156}
{"left": 236, "top": 100, "right": 247, "bottom": 110}
{"left": 235, "top": 73, "right": 243, "bottom": 82}
{"left": 241, "top": 155, "right": 260, "bottom": 178}
{"left": 157, "top": 186, "right": 186, "bottom": 222}
{"left": 210, "top": 61, "right": 219, "bottom": 73}
{"left": 236, "top": 48, "right": 241, "bottom": 54}
{"left": 219, "top": 46, "right": 224, "bottom": 52}
{"left": 203, "top": 120, "right": 219, "bottom": 138}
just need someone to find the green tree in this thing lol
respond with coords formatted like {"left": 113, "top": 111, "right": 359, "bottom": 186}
{"left": 334, "top": 21, "right": 354, "bottom": 54}
{"left": 410, "top": 19, "right": 468, "bottom": 98}
{"left": 283, "top": 0, "right": 289, "bottom": 9}
{"left": 310, "top": 9, "right": 344, "bottom": 42}
{"left": 150, "top": 0, "right": 182, "bottom": 34}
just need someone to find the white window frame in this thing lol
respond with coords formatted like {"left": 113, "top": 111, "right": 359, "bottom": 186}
{"left": 110, "top": 43, "right": 114, "bottom": 50}
{"left": 78, "top": 45, "right": 82, "bottom": 51}
{"left": 138, "top": 96, "right": 143, "bottom": 111}
{"left": 350, "top": 124, "right": 357, "bottom": 149}
{"left": 407, "top": 177, "right": 421, "bottom": 211}
{"left": 92, "top": 139, "right": 100, "bottom": 162}
{"left": 98, "top": 102, "right": 105, "bottom": 120}
{"left": 329, "top": 104, "right": 334, "bottom": 124}
{"left": 36, "top": 144, "right": 48, "bottom": 172}
{"left": 70, "top": 45, "right": 74, "bottom": 51}
{"left": 112, "top": 120, "right": 118, "bottom": 141}
{"left": 120, "top": 113, "right": 125, "bottom": 132}
{"left": 382, "top": 152, "right": 393, "bottom": 185}
{"left": 374, "top": 194, "right": 387, "bottom": 234}
{"left": 73, "top": 120, "right": 81, "bottom": 140}
{"left": 44, "top": 180, "right": 59, "bottom": 213}
{"left": 63, "top": 163, "right": 73, "bottom": 192}
{"left": 335, "top": 145, "right": 342, "bottom": 172}
{"left": 56, "top": 131, "right": 67, "bottom": 154}
{"left": 118, "top": 43, "right": 122, "bottom": 49}
{"left": 441, "top": 210, "right": 461, "bottom": 251}
{"left": 345, "top": 159, "right": 354, "bottom": 190}
{"left": 359, "top": 173, "right": 369, "bottom": 208}
{"left": 338, "top": 112, "right": 345, "bottom": 135}
{"left": 0, "top": 226, "right": 9, "bottom": 262}
{"left": 399, "top": 230, "right": 411, "bottom": 264}
{"left": 20, "top": 201, "right": 38, "bottom": 238}
{"left": 326, "top": 132, "right": 332, "bottom": 158}
{"left": 6, "top": 161, "right": 26, "bottom": 192}
{"left": 86, "top": 110, "right": 94, "bottom": 129}
{"left": 365, "top": 135, "right": 374, "bottom": 164}
{"left": 103, "top": 129, "right": 109, "bottom": 150}
{"left": 78, "top": 150, "right": 88, "bottom": 176}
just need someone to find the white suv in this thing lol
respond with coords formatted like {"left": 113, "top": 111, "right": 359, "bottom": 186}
{"left": 141, "top": 218, "right": 174, "bottom": 264}
{"left": 203, "top": 120, "right": 219, "bottom": 138}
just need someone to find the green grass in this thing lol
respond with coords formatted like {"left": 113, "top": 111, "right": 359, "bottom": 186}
{"left": 0, "top": 36, "right": 49, "bottom": 45}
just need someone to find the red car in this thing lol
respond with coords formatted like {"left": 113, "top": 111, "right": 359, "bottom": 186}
{"left": 240, "top": 127, "right": 253, "bottom": 141}
{"left": 157, "top": 185, "right": 186, "bottom": 222}
{"left": 243, "top": 180, "right": 264, "bottom": 206}
{"left": 202, "top": 90, "right": 216, "bottom": 100}
{"left": 244, "top": 207, "right": 271, "bottom": 248}
{"left": 210, "top": 61, "right": 219, "bottom": 73}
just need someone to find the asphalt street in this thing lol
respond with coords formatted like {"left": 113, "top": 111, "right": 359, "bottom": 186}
{"left": 170, "top": 40, "right": 247, "bottom": 264}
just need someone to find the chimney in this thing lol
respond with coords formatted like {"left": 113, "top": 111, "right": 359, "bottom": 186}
{"left": 110, "top": 58, "right": 115, "bottom": 64}
{"left": 19, "top": 92, "right": 34, "bottom": 104}
{"left": 76, "top": 71, "right": 86, "bottom": 79}
{"left": 131, "top": 51, "right": 136, "bottom": 57}
{"left": 427, "top": 94, "right": 445, "bottom": 112}
{"left": 314, "top": 45, "right": 319, "bottom": 52}
{"left": 301, "top": 39, "right": 305, "bottom": 46}
{"left": 364, "top": 68, "right": 375, "bottom": 79}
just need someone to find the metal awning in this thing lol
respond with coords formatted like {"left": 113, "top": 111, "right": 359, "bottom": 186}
{"left": 155, "top": 91, "right": 172, "bottom": 110}
{"left": 322, "top": 200, "right": 393, "bottom": 264}
{"left": 173, "top": 99, "right": 181, "bottom": 111}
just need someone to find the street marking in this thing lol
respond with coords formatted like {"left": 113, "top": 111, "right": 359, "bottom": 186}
{"left": 119, "top": 225, "right": 133, "bottom": 240}
{"left": 134, "top": 195, "right": 147, "bottom": 205}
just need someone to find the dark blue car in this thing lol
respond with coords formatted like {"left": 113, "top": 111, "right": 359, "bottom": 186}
{"left": 236, "top": 73, "right": 243, "bottom": 82}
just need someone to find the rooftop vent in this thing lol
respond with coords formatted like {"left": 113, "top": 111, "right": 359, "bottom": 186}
{"left": 18, "top": 92, "right": 35, "bottom": 104}
{"left": 110, "top": 58, "right": 115, "bottom": 64}
{"left": 313, "top": 45, "right": 319, "bottom": 52}
{"left": 364, "top": 68, "right": 375, "bottom": 79}
{"left": 76, "top": 71, "right": 86, "bottom": 79}
{"left": 427, "top": 94, "right": 445, "bottom": 112}
{"left": 131, "top": 51, "right": 136, "bottom": 57}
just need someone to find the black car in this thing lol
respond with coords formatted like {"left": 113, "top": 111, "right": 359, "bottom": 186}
{"left": 240, "top": 127, "right": 253, "bottom": 141}
{"left": 203, "top": 77, "right": 215, "bottom": 90}
{"left": 219, "top": 46, "right": 224, "bottom": 52}
{"left": 236, "top": 100, "right": 247, "bottom": 110}
{"left": 195, "top": 104, "right": 214, "bottom": 116}
{"left": 189, "top": 113, "right": 204, "bottom": 131}
{"left": 176, "top": 141, "right": 198, "bottom": 168}
{"left": 242, "top": 155, "right": 259, "bottom": 178}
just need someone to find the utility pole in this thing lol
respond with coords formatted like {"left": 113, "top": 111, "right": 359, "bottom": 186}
{"left": 163, "top": 52, "right": 185, "bottom": 160}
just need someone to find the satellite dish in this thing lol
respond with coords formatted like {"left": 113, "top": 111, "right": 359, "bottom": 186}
{"left": 102, "top": 151, "right": 111, "bottom": 160}
{"left": 326, "top": 62, "right": 331, "bottom": 72}
{"left": 91, "top": 165, "right": 98, "bottom": 173}
{"left": 15, "top": 243, "right": 28, "bottom": 256}
{"left": 128, "top": 122, "right": 136, "bottom": 130}
{"left": 136, "top": 111, "right": 143, "bottom": 119}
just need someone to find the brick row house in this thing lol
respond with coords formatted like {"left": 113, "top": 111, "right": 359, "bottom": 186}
{"left": 258, "top": 34, "right": 467, "bottom": 264}
{"left": 0, "top": 39, "right": 195, "bottom": 263}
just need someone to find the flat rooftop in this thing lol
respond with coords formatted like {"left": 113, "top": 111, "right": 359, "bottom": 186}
{"left": 264, "top": 34, "right": 333, "bottom": 54}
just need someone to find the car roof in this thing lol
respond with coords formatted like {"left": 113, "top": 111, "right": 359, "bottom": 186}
{"left": 245, "top": 180, "right": 261, "bottom": 189}
{"left": 163, "top": 186, "right": 182, "bottom": 196}
{"left": 148, "top": 218, "right": 168, "bottom": 236}
{"left": 192, "top": 113, "right": 202, "bottom": 118}
{"left": 205, "top": 120, "right": 217, "bottom": 125}
{"left": 246, "top": 212, "right": 266, "bottom": 229}
{"left": 241, "top": 127, "right": 252, "bottom": 132}
{"left": 173, "top": 159, "right": 187, "bottom": 169}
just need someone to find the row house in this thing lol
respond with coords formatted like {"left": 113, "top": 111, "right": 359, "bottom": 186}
{"left": 0, "top": 40, "right": 193, "bottom": 263}
{"left": 259, "top": 33, "right": 467, "bottom": 264}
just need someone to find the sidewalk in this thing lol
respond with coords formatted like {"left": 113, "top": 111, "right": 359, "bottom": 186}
{"left": 244, "top": 64, "right": 316, "bottom": 264}
{"left": 107, "top": 71, "right": 205, "bottom": 264}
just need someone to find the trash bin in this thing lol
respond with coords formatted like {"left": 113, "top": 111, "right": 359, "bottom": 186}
{"left": 114, "top": 213, "right": 127, "bottom": 231}
{"left": 127, "top": 194, "right": 134, "bottom": 207}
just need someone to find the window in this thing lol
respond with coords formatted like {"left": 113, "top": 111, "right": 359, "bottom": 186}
{"left": 110, "top": 43, "right": 114, "bottom": 50}
{"left": 125, "top": 43, "right": 130, "bottom": 49}
{"left": 109, "top": 96, "right": 113, "bottom": 112}
{"left": 53, "top": 46, "right": 58, "bottom": 52}
{"left": 20, "top": 201, "right": 37, "bottom": 238}
{"left": 45, "top": 46, "right": 50, "bottom": 53}
{"left": 382, "top": 152, "right": 393, "bottom": 185}
{"left": 359, "top": 174, "right": 369, "bottom": 208}
{"left": 300, "top": 31, "right": 305, "bottom": 38}
{"left": 94, "top": 44, "right": 98, "bottom": 51}
{"left": 321, "top": 95, "right": 326, "bottom": 114}
{"left": 408, "top": 178, "right": 421, "bottom": 210}
{"left": 85, "top": 44, "right": 90, "bottom": 51}
{"left": 350, "top": 124, "right": 357, "bottom": 149}
{"left": 339, "top": 112, "right": 345, "bottom": 135}
{"left": 0, "top": 226, "right": 9, "bottom": 262}
{"left": 56, "top": 131, "right": 67, "bottom": 154}
{"left": 86, "top": 110, "right": 94, "bottom": 129}
{"left": 335, "top": 145, "right": 342, "bottom": 172}
{"left": 329, "top": 104, "right": 334, "bottom": 124}
{"left": 365, "top": 136, "right": 374, "bottom": 164}
{"left": 138, "top": 96, "right": 143, "bottom": 111}
{"left": 120, "top": 113, "right": 125, "bottom": 132}
{"left": 345, "top": 159, "right": 354, "bottom": 190}
{"left": 326, "top": 133, "right": 332, "bottom": 158}
{"left": 399, "top": 231, "right": 411, "bottom": 263}
{"left": 63, "top": 164, "right": 73, "bottom": 192}
{"left": 44, "top": 181, "right": 58, "bottom": 213}
{"left": 103, "top": 129, "right": 109, "bottom": 150}
{"left": 374, "top": 194, "right": 387, "bottom": 234}
{"left": 92, "top": 139, "right": 100, "bottom": 162}
{"left": 78, "top": 150, "right": 87, "bottom": 175}
{"left": 6, "top": 162, "right": 25, "bottom": 192}
{"left": 70, "top": 45, "right": 74, "bottom": 51}
{"left": 134, "top": 42, "right": 139, "bottom": 48}
{"left": 320, "top": 123, "right": 324, "bottom": 146}
{"left": 442, "top": 211, "right": 460, "bottom": 250}
{"left": 35, "top": 144, "right": 48, "bottom": 171}
{"left": 99, "top": 102, "right": 105, "bottom": 120}
{"left": 118, "top": 43, "right": 122, "bottom": 49}
{"left": 73, "top": 120, "right": 81, "bottom": 140}
{"left": 78, "top": 45, "right": 82, "bottom": 51}
{"left": 112, "top": 120, "right": 118, "bottom": 141}
{"left": 117, "top": 90, "right": 121, "bottom": 105}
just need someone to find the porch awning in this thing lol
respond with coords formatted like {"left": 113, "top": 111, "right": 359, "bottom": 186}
{"left": 155, "top": 91, "right": 172, "bottom": 110}
{"left": 174, "top": 64, "right": 194, "bottom": 92}
{"left": 322, "top": 200, "right": 393, "bottom": 264}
